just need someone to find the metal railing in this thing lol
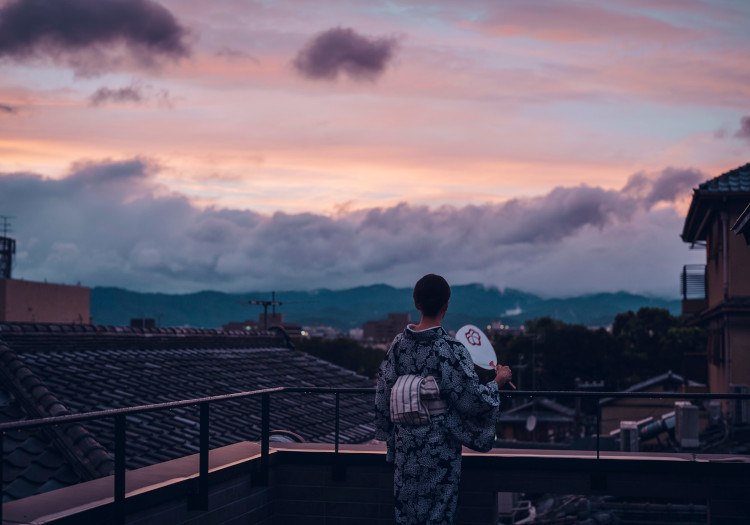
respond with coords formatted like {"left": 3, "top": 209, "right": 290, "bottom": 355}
{"left": 0, "top": 388, "right": 748, "bottom": 524}
{"left": 681, "top": 264, "right": 707, "bottom": 300}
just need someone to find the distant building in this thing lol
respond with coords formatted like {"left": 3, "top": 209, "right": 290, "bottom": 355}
{"left": 223, "top": 312, "right": 301, "bottom": 338}
{"left": 130, "top": 318, "right": 156, "bottom": 329}
{"left": 0, "top": 278, "right": 90, "bottom": 324}
{"left": 301, "top": 325, "right": 341, "bottom": 339}
{"left": 362, "top": 313, "right": 410, "bottom": 343}
{"left": 681, "top": 163, "right": 750, "bottom": 399}
{"left": 488, "top": 320, "right": 524, "bottom": 336}
{"left": 496, "top": 398, "right": 576, "bottom": 444}
{"left": 222, "top": 319, "right": 260, "bottom": 331}
{"left": 599, "top": 371, "right": 706, "bottom": 436}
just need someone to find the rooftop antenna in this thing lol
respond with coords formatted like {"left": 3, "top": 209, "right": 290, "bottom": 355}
{"left": 242, "top": 292, "right": 285, "bottom": 330}
{"left": 0, "top": 215, "right": 16, "bottom": 279}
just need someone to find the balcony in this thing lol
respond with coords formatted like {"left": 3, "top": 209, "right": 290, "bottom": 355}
{"left": 1, "top": 387, "right": 749, "bottom": 525}
{"left": 681, "top": 264, "right": 708, "bottom": 315}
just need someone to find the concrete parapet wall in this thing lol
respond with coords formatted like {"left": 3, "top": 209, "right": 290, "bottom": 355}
{"left": 3, "top": 443, "right": 749, "bottom": 525}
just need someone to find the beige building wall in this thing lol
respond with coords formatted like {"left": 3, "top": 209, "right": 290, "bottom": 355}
{"left": 728, "top": 319, "right": 750, "bottom": 388}
{"left": 0, "top": 278, "right": 90, "bottom": 324}
{"left": 706, "top": 202, "right": 750, "bottom": 308}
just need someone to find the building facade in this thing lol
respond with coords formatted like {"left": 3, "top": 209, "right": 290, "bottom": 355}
{"left": 681, "top": 163, "right": 750, "bottom": 398}
{"left": 0, "top": 278, "right": 90, "bottom": 324}
{"left": 362, "top": 313, "right": 410, "bottom": 343}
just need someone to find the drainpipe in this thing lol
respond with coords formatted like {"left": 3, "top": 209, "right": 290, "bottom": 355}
{"left": 721, "top": 211, "right": 729, "bottom": 300}
{"left": 720, "top": 211, "right": 730, "bottom": 391}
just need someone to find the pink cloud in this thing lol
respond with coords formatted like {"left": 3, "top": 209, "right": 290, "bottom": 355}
{"left": 462, "top": 2, "right": 705, "bottom": 43}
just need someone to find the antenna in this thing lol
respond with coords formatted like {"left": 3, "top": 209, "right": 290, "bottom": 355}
{"left": 0, "top": 215, "right": 16, "bottom": 279}
{"left": 242, "top": 292, "right": 285, "bottom": 330}
{"left": 0, "top": 216, "right": 11, "bottom": 238}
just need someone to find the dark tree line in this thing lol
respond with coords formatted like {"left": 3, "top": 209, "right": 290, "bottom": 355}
{"left": 297, "top": 307, "right": 707, "bottom": 391}
{"left": 492, "top": 307, "right": 706, "bottom": 391}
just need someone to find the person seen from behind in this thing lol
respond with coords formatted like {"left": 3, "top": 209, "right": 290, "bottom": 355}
{"left": 375, "top": 273, "right": 512, "bottom": 524}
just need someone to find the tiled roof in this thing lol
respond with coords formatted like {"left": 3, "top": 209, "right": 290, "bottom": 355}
{"left": 0, "top": 324, "right": 376, "bottom": 501}
{"left": 697, "top": 163, "right": 750, "bottom": 193}
{"left": 599, "top": 371, "right": 704, "bottom": 406}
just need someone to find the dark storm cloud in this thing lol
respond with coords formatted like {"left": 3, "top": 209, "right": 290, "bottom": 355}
{"left": 0, "top": 0, "right": 190, "bottom": 72}
{"left": 0, "top": 103, "right": 18, "bottom": 114}
{"left": 293, "top": 27, "right": 398, "bottom": 81}
{"left": 735, "top": 116, "right": 750, "bottom": 139}
{"left": 0, "top": 162, "right": 704, "bottom": 295}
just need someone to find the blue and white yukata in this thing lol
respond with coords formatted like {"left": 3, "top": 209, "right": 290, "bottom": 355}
{"left": 375, "top": 325, "right": 501, "bottom": 525}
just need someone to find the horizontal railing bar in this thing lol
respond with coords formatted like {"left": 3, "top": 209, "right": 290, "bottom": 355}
{"left": 282, "top": 387, "right": 375, "bottom": 394}
{"left": 0, "top": 387, "right": 285, "bottom": 431}
{"left": 1, "top": 387, "right": 748, "bottom": 433}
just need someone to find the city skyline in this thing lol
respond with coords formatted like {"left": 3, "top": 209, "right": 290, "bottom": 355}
{"left": 1, "top": 0, "right": 748, "bottom": 295}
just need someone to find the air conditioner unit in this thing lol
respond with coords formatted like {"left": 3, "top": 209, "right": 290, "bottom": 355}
{"left": 497, "top": 492, "right": 518, "bottom": 516}
{"left": 675, "top": 401, "right": 699, "bottom": 448}
{"left": 729, "top": 384, "right": 748, "bottom": 425}
{"left": 619, "top": 421, "right": 639, "bottom": 452}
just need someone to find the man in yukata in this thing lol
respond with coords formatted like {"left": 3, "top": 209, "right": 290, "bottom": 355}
{"left": 375, "top": 274, "right": 513, "bottom": 524}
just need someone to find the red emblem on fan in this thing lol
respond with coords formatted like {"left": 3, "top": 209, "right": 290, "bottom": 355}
{"left": 465, "top": 328, "right": 481, "bottom": 346}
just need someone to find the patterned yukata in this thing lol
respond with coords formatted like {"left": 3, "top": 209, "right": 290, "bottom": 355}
{"left": 375, "top": 325, "right": 501, "bottom": 525}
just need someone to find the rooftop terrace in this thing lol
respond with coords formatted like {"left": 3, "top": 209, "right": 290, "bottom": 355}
{"left": 0, "top": 324, "right": 748, "bottom": 524}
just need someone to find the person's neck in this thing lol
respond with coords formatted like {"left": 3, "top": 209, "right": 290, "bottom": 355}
{"left": 413, "top": 317, "right": 442, "bottom": 331}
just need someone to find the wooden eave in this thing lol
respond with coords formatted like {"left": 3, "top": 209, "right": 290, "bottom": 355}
{"left": 681, "top": 190, "right": 750, "bottom": 243}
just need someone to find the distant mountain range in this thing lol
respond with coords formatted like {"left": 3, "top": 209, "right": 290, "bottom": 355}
{"left": 91, "top": 285, "right": 681, "bottom": 332}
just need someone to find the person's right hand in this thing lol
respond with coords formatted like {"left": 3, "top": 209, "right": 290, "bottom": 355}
{"left": 493, "top": 365, "right": 512, "bottom": 387}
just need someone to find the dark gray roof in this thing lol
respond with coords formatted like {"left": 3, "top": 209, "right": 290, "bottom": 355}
{"left": 0, "top": 324, "right": 376, "bottom": 501}
{"left": 499, "top": 398, "right": 576, "bottom": 422}
{"left": 697, "top": 163, "right": 750, "bottom": 193}
{"left": 599, "top": 371, "right": 704, "bottom": 406}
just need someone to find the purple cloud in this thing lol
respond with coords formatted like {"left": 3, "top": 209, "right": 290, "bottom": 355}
{"left": 293, "top": 27, "right": 398, "bottom": 81}
{"left": 89, "top": 85, "right": 144, "bottom": 106}
{"left": 88, "top": 83, "right": 172, "bottom": 107}
{"left": 0, "top": 161, "right": 706, "bottom": 296}
{"left": 0, "top": 103, "right": 18, "bottom": 114}
{"left": 0, "top": 0, "right": 190, "bottom": 73}
{"left": 735, "top": 116, "right": 750, "bottom": 140}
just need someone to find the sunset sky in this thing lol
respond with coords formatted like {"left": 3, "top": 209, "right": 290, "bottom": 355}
{"left": 1, "top": 0, "right": 749, "bottom": 297}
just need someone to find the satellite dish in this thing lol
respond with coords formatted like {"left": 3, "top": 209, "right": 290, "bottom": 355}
{"left": 526, "top": 415, "right": 537, "bottom": 432}
{"left": 456, "top": 325, "right": 497, "bottom": 370}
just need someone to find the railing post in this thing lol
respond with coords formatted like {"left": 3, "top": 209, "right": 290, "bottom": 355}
{"left": 596, "top": 400, "right": 601, "bottom": 461}
{"left": 114, "top": 414, "right": 126, "bottom": 525}
{"left": 590, "top": 395, "right": 607, "bottom": 491}
{"left": 189, "top": 402, "right": 210, "bottom": 510}
{"left": 332, "top": 392, "right": 345, "bottom": 482}
{"left": 335, "top": 392, "right": 340, "bottom": 455}
{"left": 259, "top": 393, "right": 270, "bottom": 485}
{"left": 1, "top": 431, "right": 4, "bottom": 524}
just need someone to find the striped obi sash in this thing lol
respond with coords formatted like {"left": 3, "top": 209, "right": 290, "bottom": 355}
{"left": 390, "top": 374, "right": 448, "bottom": 426}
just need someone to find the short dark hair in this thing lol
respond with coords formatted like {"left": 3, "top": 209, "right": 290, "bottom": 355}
{"left": 413, "top": 274, "right": 451, "bottom": 317}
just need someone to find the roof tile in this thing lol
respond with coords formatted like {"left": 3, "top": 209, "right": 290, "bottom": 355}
{"left": 0, "top": 325, "right": 376, "bottom": 501}
{"left": 698, "top": 163, "right": 750, "bottom": 193}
